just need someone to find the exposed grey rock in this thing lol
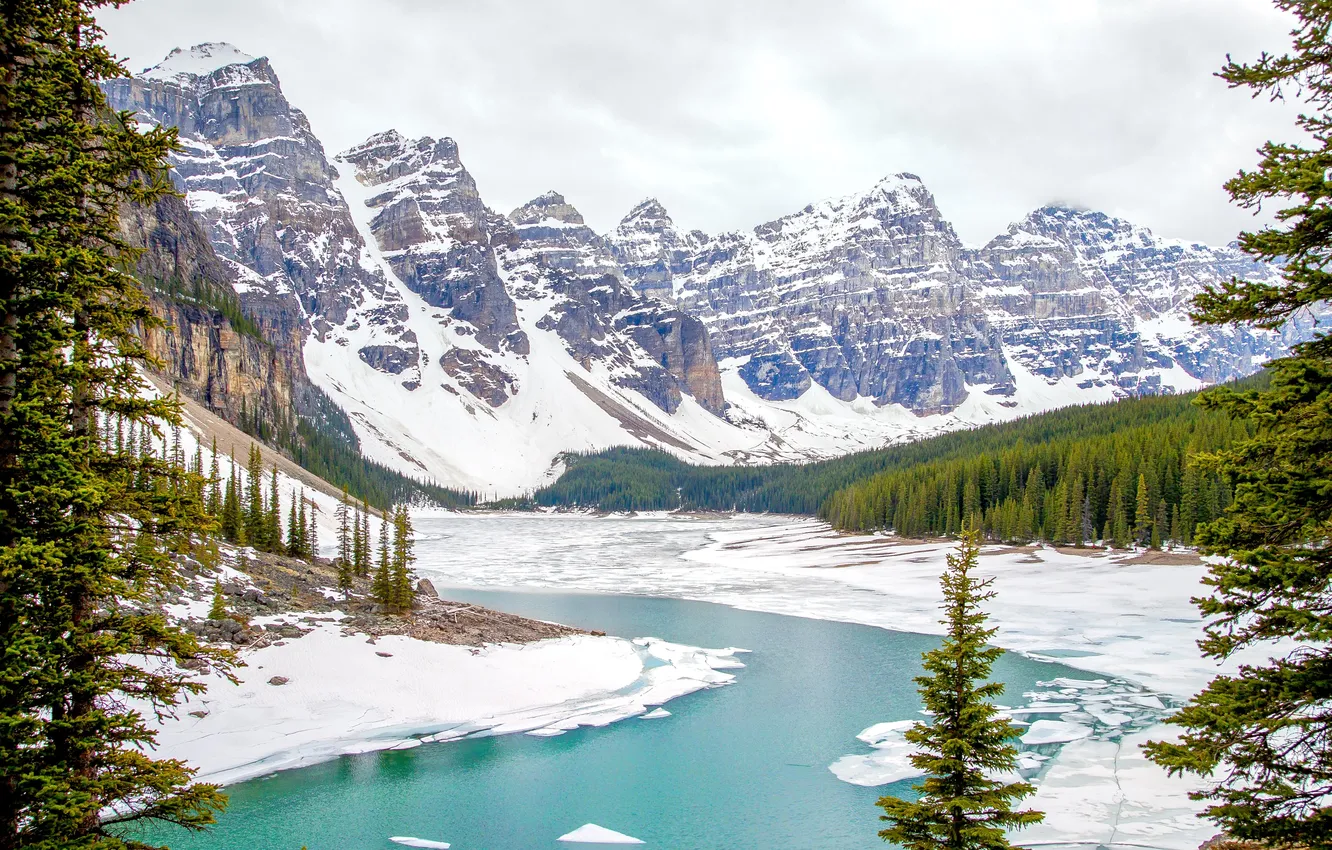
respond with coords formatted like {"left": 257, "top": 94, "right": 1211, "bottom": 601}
{"left": 607, "top": 179, "right": 1296, "bottom": 414}
{"left": 104, "top": 44, "right": 417, "bottom": 363}
{"left": 337, "top": 131, "right": 528, "bottom": 355}
{"left": 336, "top": 132, "right": 728, "bottom": 417}
{"left": 268, "top": 675, "right": 289, "bottom": 686}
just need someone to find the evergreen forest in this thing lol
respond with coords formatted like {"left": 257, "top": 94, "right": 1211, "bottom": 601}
{"left": 534, "top": 382, "right": 1255, "bottom": 547}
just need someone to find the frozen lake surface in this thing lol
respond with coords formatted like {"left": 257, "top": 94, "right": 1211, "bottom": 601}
{"left": 127, "top": 513, "right": 1230, "bottom": 850}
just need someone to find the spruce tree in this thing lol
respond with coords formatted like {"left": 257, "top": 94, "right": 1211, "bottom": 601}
{"left": 208, "top": 581, "right": 228, "bottom": 621}
{"left": 1133, "top": 473, "right": 1152, "bottom": 547}
{"left": 389, "top": 505, "right": 416, "bottom": 610}
{"left": 304, "top": 496, "right": 319, "bottom": 557}
{"left": 1142, "top": 4, "right": 1332, "bottom": 846}
{"left": 207, "top": 437, "right": 221, "bottom": 516}
{"left": 0, "top": 2, "right": 231, "bottom": 842}
{"left": 877, "top": 529, "right": 1042, "bottom": 850}
{"left": 371, "top": 507, "right": 393, "bottom": 607}
{"left": 360, "top": 504, "right": 371, "bottom": 576}
{"left": 286, "top": 491, "right": 300, "bottom": 558}
{"left": 351, "top": 501, "right": 365, "bottom": 576}
{"left": 267, "top": 465, "right": 281, "bottom": 553}
{"left": 244, "top": 444, "right": 264, "bottom": 548}
{"left": 335, "top": 490, "right": 353, "bottom": 596}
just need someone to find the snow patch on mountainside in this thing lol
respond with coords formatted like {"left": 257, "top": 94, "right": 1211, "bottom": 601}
{"left": 306, "top": 165, "right": 760, "bottom": 496}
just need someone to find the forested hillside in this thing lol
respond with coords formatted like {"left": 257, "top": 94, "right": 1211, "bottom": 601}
{"left": 819, "top": 399, "right": 1243, "bottom": 545}
{"left": 536, "top": 381, "right": 1256, "bottom": 546}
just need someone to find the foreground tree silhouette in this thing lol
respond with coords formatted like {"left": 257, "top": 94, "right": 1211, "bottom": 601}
{"left": 0, "top": 1, "right": 232, "bottom": 845}
{"left": 1144, "top": 3, "right": 1332, "bottom": 845}
{"left": 877, "top": 529, "right": 1041, "bottom": 850}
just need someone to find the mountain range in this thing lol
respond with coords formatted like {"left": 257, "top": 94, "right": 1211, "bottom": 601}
{"left": 104, "top": 43, "right": 1303, "bottom": 497}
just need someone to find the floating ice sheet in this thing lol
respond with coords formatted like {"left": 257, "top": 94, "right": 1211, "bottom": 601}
{"left": 557, "top": 823, "right": 646, "bottom": 844}
{"left": 389, "top": 838, "right": 450, "bottom": 849}
{"left": 1021, "top": 719, "right": 1093, "bottom": 745}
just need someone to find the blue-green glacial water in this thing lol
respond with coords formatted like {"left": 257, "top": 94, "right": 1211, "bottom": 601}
{"left": 130, "top": 585, "right": 1088, "bottom": 850}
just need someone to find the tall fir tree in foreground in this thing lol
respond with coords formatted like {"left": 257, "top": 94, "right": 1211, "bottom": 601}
{"left": 877, "top": 530, "right": 1041, "bottom": 850}
{"left": 0, "top": 0, "right": 232, "bottom": 844}
{"left": 1144, "top": 3, "right": 1332, "bottom": 845}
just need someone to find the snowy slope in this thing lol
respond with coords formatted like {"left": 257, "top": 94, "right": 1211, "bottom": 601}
{"left": 306, "top": 161, "right": 754, "bottom": 497}
{"left": 111, "top": 44, "right": 1306, "bottom": 498}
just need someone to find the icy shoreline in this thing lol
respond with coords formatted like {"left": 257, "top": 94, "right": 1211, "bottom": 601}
{"left": 154, "top": 619, "right": 745, "bottom": 786}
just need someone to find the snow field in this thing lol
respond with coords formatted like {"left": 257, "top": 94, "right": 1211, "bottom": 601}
{"left": 153, "top": 621, "right": 746, "bottom": 786}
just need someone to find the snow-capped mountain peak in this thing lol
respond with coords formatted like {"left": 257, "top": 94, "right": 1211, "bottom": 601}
{"left": 141, "top": 43, "right": 259, "bottom": 80}
{"left": 510, "top": 191, "right": 586, "bottom": 227}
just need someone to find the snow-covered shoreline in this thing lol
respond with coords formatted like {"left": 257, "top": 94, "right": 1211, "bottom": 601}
{"left": 154, "top": 616, "right": 745, "bottom": 786}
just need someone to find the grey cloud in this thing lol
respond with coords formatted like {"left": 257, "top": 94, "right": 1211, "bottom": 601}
{"left": 100, "top": 0, "right": 1301, "bottom": 246}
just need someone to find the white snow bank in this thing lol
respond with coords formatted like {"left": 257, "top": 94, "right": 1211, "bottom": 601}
{"left": 154, "top": 624, "right": 743, "bottom": 785}
{"left": 557, "top": 824, "right": 645, "bottom": 844}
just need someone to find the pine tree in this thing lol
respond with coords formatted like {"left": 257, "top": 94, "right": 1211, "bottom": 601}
{"left": 372, "top": 507, "right": 393, "bottom": 606}
{"left": 390, "top": 504, "right": 416, "bottom": 610}
{"left": 208, "top": 581, "right": 228, "bottom": 621}
{"left": 267, "top": 465, "right": 281, "bottom": 553}
{"left": 0, "top": 3, "right": 230, "bottom": 842}
{"left": 351, "top": 501, "right": 365, "bottom": 576}
{"left": 1142, "top": 6, "right": 1332, "bottom": 847}
{"left": 207, "top": 437, "right": 221, "bottom": 516}
{"left": 335, "top": 490, "right": 353, "bottom": 596}
{"left": 877, "top": 529, "right": 1042, "bottom": 849}
{"left": 1133, "top": 473, "right": 1151, "bottom": 547}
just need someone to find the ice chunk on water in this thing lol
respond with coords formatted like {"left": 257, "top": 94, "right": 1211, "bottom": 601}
{"left": 640, "top": 708, "right": 670, "bottom": 719}
{"left": 857, "top": 720, "right": 916, "bottom": 746}
{"left": 390, "top": 838, "right": 451, "bottom": 849}
{"left": 1125, "top": 694, "right": 1166, "bottom": 710}
{"left": 829, "top": 750, "right": 926, "bottom": 787}
{"left": 1022, "top": 719, "right": 1093, "bottom": 745}
{"left": 831, "top": 721, "right": 923, "bottom": 786}
{"left": 557, "top": 823, "right": 646, "bottom": 844}
{"left": 1041, "top": 677, "right": 1109, "bottom": 690}
{"left": 1085, "top": 707, "right": 1132, "bottom": 726}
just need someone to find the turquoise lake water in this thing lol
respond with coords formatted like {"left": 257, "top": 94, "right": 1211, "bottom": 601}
{"left": 129, "top": 586, "right": 1088, "bottom": 850}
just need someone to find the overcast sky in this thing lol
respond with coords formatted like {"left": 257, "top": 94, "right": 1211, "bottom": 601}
{"left": 98, "top": 0, "right": 1303, "bottom": 247}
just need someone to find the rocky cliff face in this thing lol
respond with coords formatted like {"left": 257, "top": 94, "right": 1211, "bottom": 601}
{"left": 335, "top": 131, "right": 726, "bottom": 416}
{"left": 500, "top": 190, "right": 724, "bottom": 415}
{"left": 608, "top": 177, "right": 1290, "bottom": 414}
{"left": 121, "top": 191, "right": 295, "bottom": 424}
{"left": 337, "top": 131, "right": 526, "bottom": 357}
{"left": 103, "top": 43, "right": 417, "bottom": 385}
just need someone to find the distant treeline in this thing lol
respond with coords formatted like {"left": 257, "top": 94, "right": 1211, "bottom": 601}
{"left": 819, "top": 399, "right": 1244, "bottom": 546}
{"left": 534, "top": 378, "right": 1263, "bottom": 546}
